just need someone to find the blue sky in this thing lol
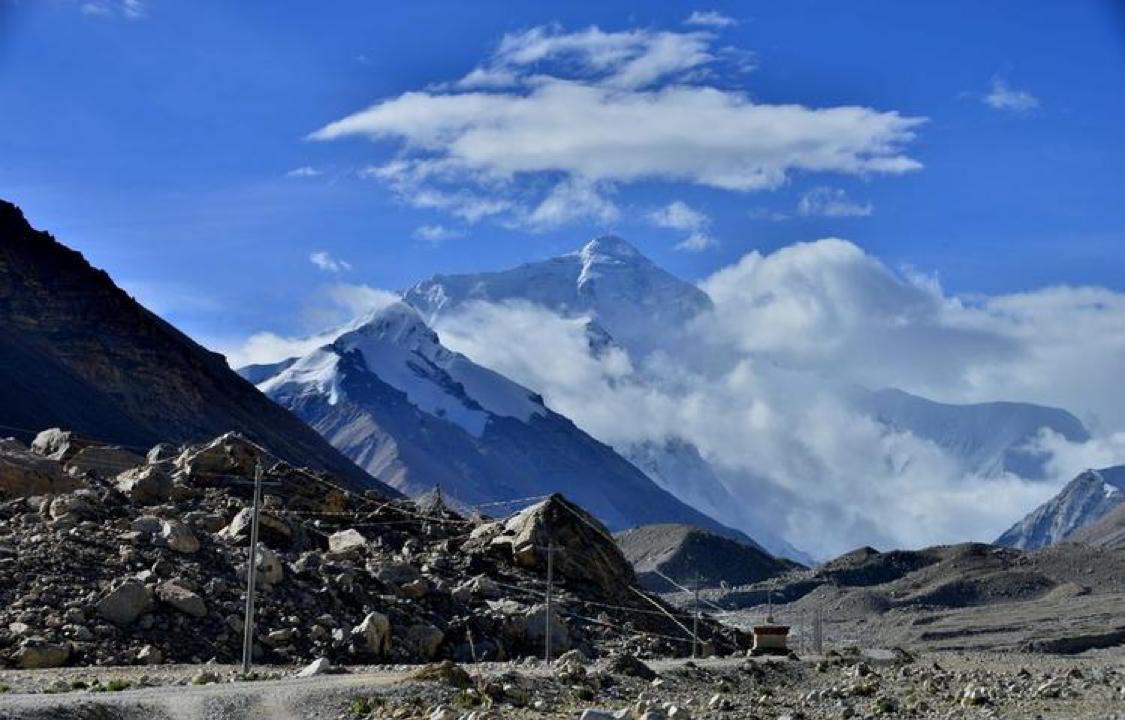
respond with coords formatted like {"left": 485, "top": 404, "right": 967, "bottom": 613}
{"left": 2, "top": 0, "right": 1124, "bottom": 350}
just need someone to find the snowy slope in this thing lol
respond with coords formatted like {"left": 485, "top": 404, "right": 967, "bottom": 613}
{"left": 251, "top": 302, "right": 757, "bottom": 541}
{"left": 404, "top": 235, "right": 712, "bottom": 357}
{"left": 996, "top": 466, "right": 1125, "bottom": 550}
{"left": 855, "top": 388, "right": 1090, "bottom": 479}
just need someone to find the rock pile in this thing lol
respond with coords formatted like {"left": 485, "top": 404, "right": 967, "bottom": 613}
{"left": 0, "top": 430, "right": 744, "bottom": 670}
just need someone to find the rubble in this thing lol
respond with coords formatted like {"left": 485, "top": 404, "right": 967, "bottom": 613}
{"left": 0, "top": 431, "right": 740, "bottom": 671}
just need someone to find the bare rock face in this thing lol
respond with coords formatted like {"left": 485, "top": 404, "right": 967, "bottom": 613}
{"left": 96, "top": 579, "right": 154, "bottom": 626}
{"left": 499, "top": 494, "right": 635, "bottom": 593}
{"left": 0, "top": 441, "right": 83, "bottom": 498}
{"left": 174, "top": 432, "right": 264, "bottom": 482}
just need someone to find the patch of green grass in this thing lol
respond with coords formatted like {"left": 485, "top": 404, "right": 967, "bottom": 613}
{"left": 451, "top": 688, "right": 484, "bottom": 711}
{"left": 0, "top": 685, "right": 10, "bottom": 694}
{"left": 105, "top": 679, "right": 131, "bottom": 692}
{"left": 70, "top": 680, "right": 88, "bottom": 690}
{"left": 347, "top": 695, "right": 384, "bottom": 717}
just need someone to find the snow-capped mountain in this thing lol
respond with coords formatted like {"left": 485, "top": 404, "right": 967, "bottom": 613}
{"left": 854, "top": 387, "right": 1090, "bottom": 479}
{"left": 248, "top": 302, "right": 756, "bottom": 539}
{"left": 996, "top": 465, "right": 1125, "bottom": 550}
{"left": 404, "top": 235, "right": 712, "bottom": 357}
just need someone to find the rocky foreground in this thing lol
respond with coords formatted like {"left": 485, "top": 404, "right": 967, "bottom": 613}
{"left": 0, "top": 429, "right": 742, "bottom": 673}
{"left": 0, "top": 649, "right": 1123, "bottom": 719}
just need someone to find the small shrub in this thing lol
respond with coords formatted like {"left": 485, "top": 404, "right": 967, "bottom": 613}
{"left": 105, "top": 679, "right": 131, "bottom": 692}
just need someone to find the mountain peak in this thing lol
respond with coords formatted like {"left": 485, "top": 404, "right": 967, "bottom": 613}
{"left": 578, "top": 235, "right": 643, "bottom": 263}
{"left": 346, "top": 301, "right": 434, "bottom": 349}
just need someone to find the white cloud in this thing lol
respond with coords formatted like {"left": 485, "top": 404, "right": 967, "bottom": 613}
{"left": 685, "top": 10, "right": 738, "bottom": 28}
{"left": 797, "top": 186, "right": 874, "bottom": 217}
{"left": 80, "top": 0, "right": 144, "bottom": 18}
{"left": 675, "top": 232, "right": 717, "bottom": 252}
{"left": 648, "top": 200, "right": 708, "bottom": 231}
{"left": 311, "top": 24, "right": 924, "bottom": 229}
{"left": 983, "top": 76, "right": 1039, "bottom": 112}
{"left": 428, "top": 238, "right": 1125, "bottom": 558}
{"left": 218, "top": 284, "right": 400, "bottom": 368}
{"left": 309, "top": 251, "right": 351, "bottom": 273}
{"left": 286, "top": 166, "right": 322, "bottom": 178}
{"left": 413, "top": 224, "right": 463, "bottom": 244}
{"left": 648, "top": 201, "right": 717, "bottom": 251}
{"left": 527, "top": 178, "right": 618, "bottom": 229}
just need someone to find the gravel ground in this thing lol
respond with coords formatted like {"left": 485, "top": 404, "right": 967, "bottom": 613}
{"left": 1, "top": 648, "right": 1123, "bottom": 720}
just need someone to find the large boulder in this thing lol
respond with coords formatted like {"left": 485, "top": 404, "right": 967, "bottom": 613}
{"left": 328, "top": 528, "right": 368, "bottom": 556}
{"left": 352, "top": 611, "right": 392, "bottom": 657}
{"left": 13, "top": 638, "right": 71, "bottom": 669}
{"left": 65, "top": 445, "right": 144, "bottom": 477}
{"left": 114, "top": 464, "right": 172, "bottom": 504}
{"left": 159, "top": 519, "right": 200, "bottom": 554}
{"left": 501, "top": 494, "right": 635, "bottom": 593}
{"left": 157, "top": 580, "right": 207, "bottom": 618}
{"left": 0, "top": 442, "right": 82, "bottom": 498}
{"left": 525, "top": 604, "right": 570, "bottom": 653}
{"left": 96, "top": 579, "right": 154, "bottom": 626}
{"left": 219, "top": 508, "right": 294, "bottom": 548}
{"left": 30, "top": 428, "right": 90, "bottom": 462}
{"left": 403, "top": 624, "right": 444, "bottom": 661}
{"left": 174, "top": 432, "right": 269, "bottom": 482}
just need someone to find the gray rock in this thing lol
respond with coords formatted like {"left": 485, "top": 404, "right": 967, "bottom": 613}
{"left": 65, "top": 445, "right": 144, "bottom": 477}
{"left": 14, "top": 637, "right": 71, "bottom": 669}
{"left": 219, "top": 507, "right": 294, "bottom": 546}
{"left": 0, "top": 443, "right": 81, "bottom": 498}
{"left": 137, "top": 644, "right": 163, "bottom": 665}
{"left": 297, "top": 657, "right": 332, "bottom": 677}
{"left": 352, "top": 611, "right": 392, "bottom": 656}
{"left": 114, "top": 465, "right": 172, "bottom": 504}
{"left": 328, "top": 528, "right": 368, "bottom": 556}
{"left": 525, "top": 603, "right": 570, "bottom": 653}
{"left": 157, "top": 580, "right": 207, "bottom": 618}
{"left": 30, "top": 428, "right": 89, "bottom": 462}
{"left": 96, "top": 579, "right": 154, "bottom": 626}
{"left": 159, "top": 519, "right": 200, "bottom": 554}
{"left": 403, "top": 624, "right": 444, "bottom": 660}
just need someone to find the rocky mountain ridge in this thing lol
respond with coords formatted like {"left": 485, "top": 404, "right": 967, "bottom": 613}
{"left": 996, "top": 465, "right": 1125, "bottom": 549}
{"left": 0, "top": 199, "right": 390, "bottom": 495}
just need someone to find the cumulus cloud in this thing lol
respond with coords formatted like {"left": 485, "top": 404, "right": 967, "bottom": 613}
{"left": 428, "top": 238, "right": 1125, "bottom": 558}
{"left": 527, "top": 177, "right": 619, "bottom": 229}
{"left": 797, "top": 186, "right": 873, "bottom": 217}
{"left": 983, "top": 76, "right": 1039, "bottom": 112}
{"left": 309, "top": 251, "right": 351, "bottom": 273}
{"left": 685, "top": 10, "right": 738, "bottom": 28}
{"left": 413, "top": 224, "right": 463, "bottom": 244}
{"left": 311, "top": 24, "right": 924, "bottom": 229}
{"left": 648, "top": 200, "right": 716, "bottom": 251}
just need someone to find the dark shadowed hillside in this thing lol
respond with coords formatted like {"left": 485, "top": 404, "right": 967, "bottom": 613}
{"left": 0, "top": 200, "right": 394, "bottom": 494}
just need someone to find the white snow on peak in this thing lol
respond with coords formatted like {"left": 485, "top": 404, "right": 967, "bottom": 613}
{"left": 258, "top": 347, "right": 343, "bottom": 406}
{"left": 1105, "top": 482, "right": 1121, "bottom": 499}
{"left": 265, "top": 301, "right": 546, "bottom": 438}
{"left": 577, "top": 235, "right": 643, "bottom": 285}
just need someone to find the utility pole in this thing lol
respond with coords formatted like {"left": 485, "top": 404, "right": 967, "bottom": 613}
{"left": 241, "top": 459, "right": 263, "bottom": 675}
{"left": 544, "top": 540, "right": 554, "bottom": 665}
{"left": 692, "top": 573, "right": 700, "bottom": 659}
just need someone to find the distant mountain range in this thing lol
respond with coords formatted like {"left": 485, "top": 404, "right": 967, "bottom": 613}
{"left": 246, "top": 300, "right": 752, "bottom": 539}
{"left": 0, "top": 199, "right": 394, "bottom": 495}
{"left": 997, "top": 465, "right": 1125, "bottom": 550}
